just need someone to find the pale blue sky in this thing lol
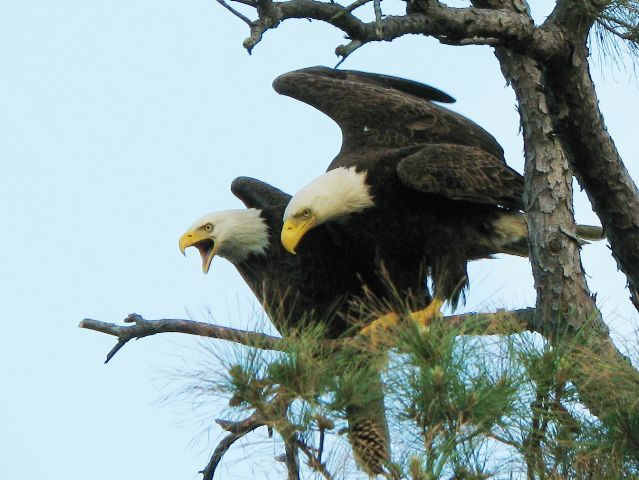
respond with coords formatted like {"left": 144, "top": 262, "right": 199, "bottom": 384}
{"left": 1, "top": 1, "right": 638, "bottom": 479}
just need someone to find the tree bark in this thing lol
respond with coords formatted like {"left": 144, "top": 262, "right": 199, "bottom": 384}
{"left": 546, "top": 48, "right": 639, "bottom": 309}
{"left": 463, "top": 0, "right": 639, "bottom": 426}
{"left": 493, "top": 47, "right": 638, "bottom": 419}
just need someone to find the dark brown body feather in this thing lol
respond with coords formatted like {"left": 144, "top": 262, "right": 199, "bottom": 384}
{"left": 274, "top": 66, "right": 525, "bottom": 306}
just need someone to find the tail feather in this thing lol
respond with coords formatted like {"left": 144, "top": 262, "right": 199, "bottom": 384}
{"left": 492, "top": 213, "right": 605, "bottom": 257}
{"left": 576, "top": 224, "right": 606, "bottom": 241}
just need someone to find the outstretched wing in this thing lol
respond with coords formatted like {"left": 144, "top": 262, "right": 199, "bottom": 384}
{"left": 231, "top": 177, "right": 291, "bottom": 210}
{"left": 396, "top": 144, "right": 524, "bottom": 209}
{"left": 272, "top": 66, "right": 505, "bottom": 165}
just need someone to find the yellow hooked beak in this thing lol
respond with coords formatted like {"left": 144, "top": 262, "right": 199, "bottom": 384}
{"left": 179, "top": 230, "right": 218, "bottom": 274}
{"left": 281, "top": 217, "right": 316, "bottom": 254}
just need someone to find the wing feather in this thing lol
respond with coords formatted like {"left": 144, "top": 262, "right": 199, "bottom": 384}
{"left": 396, "top": 144, "right": 524, "bottom": 209}
{"left": 231, "top": 177, "right": 291, "bottom": 210}
{"left": 272, "top": 66, "right": 505, "bottom": 165}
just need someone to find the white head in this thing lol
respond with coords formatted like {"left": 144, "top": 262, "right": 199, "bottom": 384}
{"left": 179, "top": 209, "right": 269, "bottom": 272}
{"left": 281, "top": 167, "right": 374, "bottom": 253}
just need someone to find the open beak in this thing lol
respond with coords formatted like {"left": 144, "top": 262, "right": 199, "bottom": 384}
{"left": 281, "top": 217, "right": 315, "bottom": 254}
{"left": 179, "top": 231, "right": 218, "bottom": 274}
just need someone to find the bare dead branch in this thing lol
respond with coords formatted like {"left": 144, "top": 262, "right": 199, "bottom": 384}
{"left": 80, "top": 309, "right": 537, "bottom": 361}
{"left": 79, "top": 313, "right": 286, "bottom": 362}
{"left": 80, "top": 309, "right": 538, "bottom": 362}
{"left": 201, "top": 414, "right": 266, "bottom": 480}
{"left": 224, "top": 0, "right": 564, "bottom": 60}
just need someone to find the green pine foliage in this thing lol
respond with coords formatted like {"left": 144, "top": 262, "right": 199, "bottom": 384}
{"left": 190, "top": 312, "right": 639, "bottom": 479}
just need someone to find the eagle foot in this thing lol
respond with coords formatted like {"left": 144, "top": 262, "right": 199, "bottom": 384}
{"left": 359, "top": 312, "right": 400, "bottom": 347}
{"left": 360, "top": 298, "right": 445, "bottom": 346}
{"left": 411, "top": 297, "right": 445, "bottom": 328}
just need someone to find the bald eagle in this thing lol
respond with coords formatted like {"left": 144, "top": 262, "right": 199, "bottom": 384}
{"left": 178, "top": 176, "right": 406, "bottom": 338}
{"left": 277, "top": 67, "right": 604, "bottom": 321}
{"left": 178, "top": 176, "right": 428, "bottom": 474}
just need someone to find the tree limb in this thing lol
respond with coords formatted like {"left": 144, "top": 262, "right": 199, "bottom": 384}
{"left": 79, "top": 313, "right": 286, "bottom": 362}
{"left": 79, "top": 309, "right": 538, "bottom": 362}
{"left": 227, "top": 0, "right": 564, "bottom": 60}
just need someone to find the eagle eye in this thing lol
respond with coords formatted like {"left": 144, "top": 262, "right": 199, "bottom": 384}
{"left": 299, "top": 208, "right": 312, "bottom": 219}
{"left": 204, "top": 223, "right": 213, "bottom": 232}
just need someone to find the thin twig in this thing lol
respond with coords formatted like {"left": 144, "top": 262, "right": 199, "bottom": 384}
{"left": 297, "top": 439, "right": 334, "bottom": 480}
{"left": 105, "top": 339, "right": 129, "bottom": 364}
{"left": 373, "top": 0, "right": 383, "bottom": 37}
{"left": 318, "top": 427, "right": 326, "bottom": 462}
{"left": 598, "top": 13, "right": 639, "bottom": 35}
{"left": 216, "top": 0, "right": 253, "bottom": 25}
{"left": 330, "top": 0, "right": 372, "bottom": 20}
{"left": 486, "top": 432, "right": 523, "bottom": 451}
{"left": 597, "top": 19, "right": 638, "bottom": 41}
{"left": 335, "top": 39, "right": 364, "bottom": 66}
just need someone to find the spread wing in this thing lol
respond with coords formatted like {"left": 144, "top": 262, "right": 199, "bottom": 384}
{"left": 272, "top": 66, "right": 505, "bottom": 166}
{"left": 231, "top": 177, "right": 291, "bottom": 210}
{"left": 396, "top": 144, "right": 524, "bottom": 210}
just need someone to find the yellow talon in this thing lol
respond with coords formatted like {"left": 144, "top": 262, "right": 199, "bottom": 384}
{"left": 411, "top": 297, "right": 445, "bottom": 327}
{"left": 360, "top": 298, "right": 445, "bottom": 346}
{"left": 360, "top": 312, "right": 399, "bottom": 340}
